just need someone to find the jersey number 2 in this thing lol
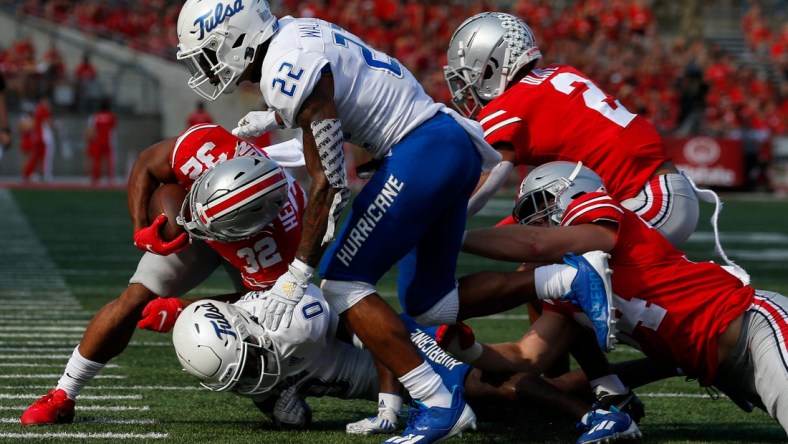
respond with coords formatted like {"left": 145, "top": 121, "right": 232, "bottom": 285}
{"left": 550, "top": 72, "right": 636, "bottom": 127}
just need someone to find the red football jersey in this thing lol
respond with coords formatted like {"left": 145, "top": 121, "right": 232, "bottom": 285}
{"left": 478, "top": 65, "right": 670, "bottom": 201}
{"left": 170, "top": 123, "right": 307, "bottom": 290}
{"left": 550, "top": 192, "right": 754, "bottom": 384}
{"left": 89, "top": 111, "right": 117, "bottom": 146}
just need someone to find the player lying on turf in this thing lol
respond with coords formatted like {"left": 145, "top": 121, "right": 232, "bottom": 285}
{"left": 146, "top": 156, "right": 638, "bottom": 443}
{"left": 20, "top": 124, "right": 305, "bottom": 426}
{"left": 445, "top": 160, "right": 788, "bottom": 436}
{"left": 169, "top": 297, "right": 637, "bottom": 444}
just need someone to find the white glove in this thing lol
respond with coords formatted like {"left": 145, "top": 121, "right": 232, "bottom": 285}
{"left": 273, "top": 386, "right": 312, "bottom": 430}
{"left": 262, "top": 259, "right": 313, "bottom": 330}
{"left": 232, "top": 110, "right": 283, "bottom": 139}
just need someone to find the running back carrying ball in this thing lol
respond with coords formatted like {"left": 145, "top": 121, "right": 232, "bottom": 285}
{"left": 148, "top": 183, "right": 187, "bottom": 242}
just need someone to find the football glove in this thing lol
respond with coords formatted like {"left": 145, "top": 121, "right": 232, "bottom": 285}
{"left": 435, "top": 321, "right": 483, "bottom": 363}
{"left": 261, "top": 259, "right": 314, "bottom": 331}
{"left": 273, "top": 386, "right": 312, "bottom": 430}
{"left": 232, "top": 110, "right": 283, "bottom": 139}
{"left": 137, "top": 297, "right": 184, "bottom": 333}
{"left": 133, "top": 213, "right": 189, "bottom": 255}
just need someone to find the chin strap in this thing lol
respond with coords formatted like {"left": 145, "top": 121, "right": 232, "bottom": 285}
{"left": 684, "top": 171, "right": 750, "bottom": 285}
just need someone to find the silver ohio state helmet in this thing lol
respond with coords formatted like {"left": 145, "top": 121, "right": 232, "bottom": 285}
{"left": 444, "top": 12, "right": 541, "bottom": 118}
{"left": 177, "top": 155, "right": 288, "bottom": 242}
{"left": 172, "top": 299, "right": 281, "bottom": 395}
{"left": 176, "top": 0, "right": 279, "bottom": 101}
{"left": 513, "top": 161, "right": 605, "bottom": 226}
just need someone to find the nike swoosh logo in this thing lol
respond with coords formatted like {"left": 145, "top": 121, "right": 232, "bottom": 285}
{"left": 157, "top": 310, "right": 168, "bottom": 331}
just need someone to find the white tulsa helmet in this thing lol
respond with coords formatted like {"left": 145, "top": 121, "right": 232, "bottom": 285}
{"left": 513, "top": 161, "right": 605, "bottom": 227}
{"left": 444, "top": 12, "right": 541, "bottom": 118}
{"left": 176, "top": 0, "right": 279, "bottom": 101}
{"left": 177, "top": 155, "right": 289, "bottom": 242}
{"left": 172, "top": 299, "right": 281, "bottom": 395}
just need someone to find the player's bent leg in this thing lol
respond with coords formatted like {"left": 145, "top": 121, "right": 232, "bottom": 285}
{"left": 21, "top": 283, "right": 158, "bottom": 425}
{"left": 561, "top": 251, "right": 615, "bottom": 352}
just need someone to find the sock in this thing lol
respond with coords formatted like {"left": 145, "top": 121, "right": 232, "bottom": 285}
{"left": 399, "top": 361, "right": 452, "bottom": 408}
{"left": 590, "top": 374, "right": 628, "bottom": 397}
{"left": 55, "top": 346, "right": 105, "bottom": 400}
{"left": 534, "top": 264, "right": 577, "bottom": 299}
{"left": 378, "top": 392, "right": 403, "bottom": 415}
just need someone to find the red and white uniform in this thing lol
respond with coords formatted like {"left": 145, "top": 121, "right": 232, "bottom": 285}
{"left": 546, "top": 192, "right": 754, "bottom": 384}
{"left": 170, "top": 124, "right": 307, "bottom": 291}
{"left": 481, "top": 64, "right": 699, "bottom": 246}
{"left": 479, "top": 65, "right": 668, "bottom": 202}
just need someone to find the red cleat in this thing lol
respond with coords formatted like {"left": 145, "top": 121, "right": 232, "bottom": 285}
{"left": 20, "top": 388, "right": 75, "bottom": 425}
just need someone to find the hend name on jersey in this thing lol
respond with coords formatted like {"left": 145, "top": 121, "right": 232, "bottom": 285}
{"left": 335, "top": 174, "right": 404, "bottom": 267}
{"left": 410, "top": 329, "right": 464, "bottom": 370}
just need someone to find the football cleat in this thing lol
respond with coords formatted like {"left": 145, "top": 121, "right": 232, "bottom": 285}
{"left": 20, "top": 388, "right": 75, "bottom": 425}
{"left": 595, "top": 390, "right": 645, "bottom": 424}
{"left": 576, "top": 407, "right": 642, "bottom": 444}
{"left": 563, "top": 251, "right": 617, "bottom": 352}
{"left": 346, "top": 409, "right": 399, "bottom": 435}
{"left": 384, "top": 386, "right": 476, "bottom": 444}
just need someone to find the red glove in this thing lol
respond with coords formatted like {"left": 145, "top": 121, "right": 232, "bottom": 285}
{"left": 435, "top": 321, "right": 483, "bottom": 362}
{"left": 133, "top": 213, "right": 189, "bottom": 255}
{"left": 137, "top": 298, "right": 184, "bottom": 333}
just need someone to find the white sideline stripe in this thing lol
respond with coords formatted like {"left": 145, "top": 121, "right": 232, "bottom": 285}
{"left": 0, "top": 374, "right": 124, "bottom": 379}
{"left": 0, "top": 385, "right": 198, "bottom": 391}
{"left": 0, "top": 341, "right": 172, "bottom": 352}
{"left": 0, "top": 363, "right": 118, "bottom": 368}
{"left": 2, "top": 333, "right": 83, "bottom": 339}
{"left": 0, "top": 417, "right": 157, "bottom": 425}
{"left": 0, "top": 326, "right": 87, "bottom": 331}
{"left": 640, "top": 392, "right": 721, "bottom": 399}
{"left": 0, "top": 394, "right": 139, "bottom": 400}
{"left": 0, "top": 320, "right": 87, "bottom": 325}
{"left": 0, "top": 432, "right": 167, "bottom": 439}
{"left": 688, "top": 231, "right": 788, "bottom": 244}
{"left": 0, "top": 355, "right": 71, "bottom": 359}
{"left": 0, "top": 405, "right": 149, "bottom": 412}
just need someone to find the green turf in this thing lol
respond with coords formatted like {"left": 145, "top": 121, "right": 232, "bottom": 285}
{"left": 1, "top": 188, "right": 787, "bottom": 443}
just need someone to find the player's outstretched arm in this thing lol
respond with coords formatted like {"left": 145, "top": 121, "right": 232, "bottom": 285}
{"left": 463, "top": 223, "right": 615, "bottom": 263}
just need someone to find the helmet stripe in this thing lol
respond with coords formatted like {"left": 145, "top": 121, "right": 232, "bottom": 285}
{"left": 202, "top": 168, "right": 286, "bottom": 222}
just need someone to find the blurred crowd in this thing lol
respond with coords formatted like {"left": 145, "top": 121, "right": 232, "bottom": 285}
{"left": 0, "top": 0, "right": 785, "bottom": 140}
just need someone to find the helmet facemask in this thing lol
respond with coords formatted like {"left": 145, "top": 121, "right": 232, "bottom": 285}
{"left": 176, "top": 155, "right": 289, "bottom": 243}
{"left": 176, "top": 0, "right": 279, "bottom": 101}
{"left": 513, "top": 162, "right": 604, "bottom": 226}
{"left": 445, "top": 12, "right": 542, "bottom": 118}
{"left": 173, "top": 300, "right": 282, "bottom": 395}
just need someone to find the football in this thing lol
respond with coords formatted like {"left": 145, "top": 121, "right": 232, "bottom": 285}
{"left": 148, "top": 183, "right": 188, "bottom": 242}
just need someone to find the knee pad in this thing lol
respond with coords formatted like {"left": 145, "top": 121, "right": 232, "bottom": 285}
{"left": 321, "top": 279, "right": 376, "bottom": 314}
{"left": 412, "top": 287, "right": 459, "bottom": 326}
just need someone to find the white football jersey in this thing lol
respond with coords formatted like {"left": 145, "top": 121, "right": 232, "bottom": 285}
{"left": 234, "top": 285, "right": 379, "bottom": 401}
{"left": 260, "top": 17, "right": 443, "bottom": 158}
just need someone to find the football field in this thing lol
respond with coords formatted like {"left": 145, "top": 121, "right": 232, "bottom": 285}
{"left": 0, "top": 187, "right": 787, "bottom": 443}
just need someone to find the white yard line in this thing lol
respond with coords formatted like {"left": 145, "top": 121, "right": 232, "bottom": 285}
{"left": 0, "top": 432, "right": 167, "bottom": 439}
{"left": 0, "top": 394, "right": 140, "bottom": 400}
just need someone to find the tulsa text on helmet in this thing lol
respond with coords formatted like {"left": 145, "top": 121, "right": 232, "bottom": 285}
{"left": 335, "top": 174, "right": 404, "bottom": 267}
{"left": 193, "top": 0, "right": 245, "bottom": 41}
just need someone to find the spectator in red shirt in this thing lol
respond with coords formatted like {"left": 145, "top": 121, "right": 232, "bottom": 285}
{"left": 185, "top": 101, "right": 214, "bottom": 128}
{"left": 22, "top": 95, "right": 54, "bottom": 182}
{"left": 85, "top": 98, "right": 117, "bottom": 185}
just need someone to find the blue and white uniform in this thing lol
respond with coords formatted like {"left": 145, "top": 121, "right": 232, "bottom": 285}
{"left": 258, "top": 17, "right": 501, "bottom": 321}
